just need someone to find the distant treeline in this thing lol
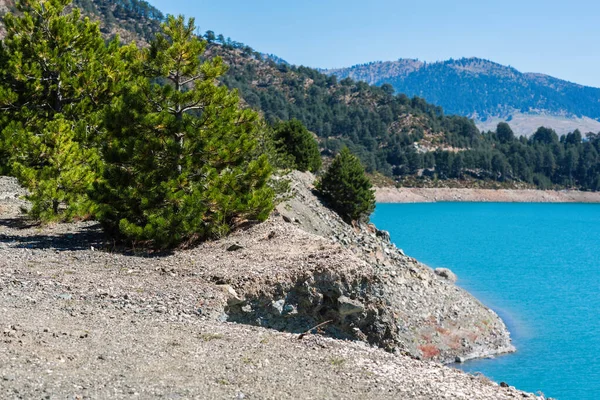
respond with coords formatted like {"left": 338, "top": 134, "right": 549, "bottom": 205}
{"left": 403, "top": 124, "right": 600, "bottom": 190}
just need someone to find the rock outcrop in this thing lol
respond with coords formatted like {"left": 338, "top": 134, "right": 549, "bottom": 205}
{"left": 222, "top": 171, "right": 514, "bottom": 363}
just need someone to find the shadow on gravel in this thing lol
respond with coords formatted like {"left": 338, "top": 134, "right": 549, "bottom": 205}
{"left": 0, "top": 217, "right": 173, "bottom": 257}
{"left": 0, "top": 217, "right": 40, "bottom": 230}
{"left": 0, "top": 221, "right": 106, "bottom": 251}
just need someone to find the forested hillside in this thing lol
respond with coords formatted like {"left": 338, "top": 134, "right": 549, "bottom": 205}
{"left": 0, "top": 0, "right": 163, "bottom": 42}
{"left": 212, "top": 44, "right": 480, "bottom": 175}
{"left": 325, "top": 58, "right": 600, "bottom": 136}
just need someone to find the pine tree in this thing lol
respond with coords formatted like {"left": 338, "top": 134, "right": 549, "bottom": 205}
{"left": 273, "top": 119, "right": 322, "bottom": 172}
{"left": 316, "top": 147, "right": 375, "bottom": 223}
{"left": 94, "top": 15, "right": 274, "bottom": 248}
{"left": 496, "top": 122, "right": 515, "bottom": 143}
{"left": 0, "top": 0, "right": 128, "bottom": 221}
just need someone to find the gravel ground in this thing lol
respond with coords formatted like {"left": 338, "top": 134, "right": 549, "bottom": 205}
{"left": 0, "top": 307, "right": 540, "bottom": 400}
{"left": 0, "top": 176, "right": 545, "bottom": 399}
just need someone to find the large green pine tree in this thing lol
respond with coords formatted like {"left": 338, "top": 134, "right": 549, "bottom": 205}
{"left": 0, "top": 0, "right": 128, "bottom": 221}
{"left": 94, "top": 15, "right": 274, "bottom": 248}
{"left": 317, "top": 147, "right": 376, "bottom": 223}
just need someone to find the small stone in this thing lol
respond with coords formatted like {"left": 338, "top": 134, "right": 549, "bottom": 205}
{"left": 227, "top": 243, "right": 244, "bottom": 252}
{"left": 271, "top": 299, "right": 285, "bottom": 315}
{"left": 283, "top": 304, "right": 297, "bottom": 315}
{"left": 218, "top": 313, "right": 229, "bottom": 323}
{"left": 434, "top": 268, "right": 458, "bottom": 283}
{"left": 375, "top": 229, "right": 391, "bottom": 242}
{"left": 217, "top": 285, "right": 244, "bottom": 306}
{"left": 241, "top": 304, "right": 253, "bottom": 313}
{"left": 337, "top": 296, "right": 364, "bottom": 316}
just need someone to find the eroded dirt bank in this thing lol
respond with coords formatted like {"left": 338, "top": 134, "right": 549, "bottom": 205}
{"left": 0, "top": 174, "right": 544, "bottom": 399}
{"left": 377, "top": 186, "right": 600, "bottom": 203}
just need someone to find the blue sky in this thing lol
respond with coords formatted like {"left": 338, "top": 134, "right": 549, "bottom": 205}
{"left": 150, "top": 0, "right": 600, "bottom": 87}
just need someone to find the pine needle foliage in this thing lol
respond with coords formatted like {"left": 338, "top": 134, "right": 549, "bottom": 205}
{"left": 272, "top": 119, "right": 322, "bottom": 172}
{"left": 0, "top": 0, "right": 128, "bottom": 221}
{"left": 94, "top": 15, "right": 274, "bottom": 249}
{"left": 317, "top": 147, "right": 376, "bottom": 223}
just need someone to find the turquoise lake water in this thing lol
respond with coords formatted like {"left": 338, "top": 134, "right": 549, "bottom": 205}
{"left": 372, "top": 203, "right": 600, "bottom": 400}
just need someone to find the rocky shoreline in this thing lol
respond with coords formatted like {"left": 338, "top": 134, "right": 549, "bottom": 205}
{"left": 0, "top": 174, "right": 546, "bottom": 399}
{"left": 377, "top": 186, "right": 600, "bottom": 203}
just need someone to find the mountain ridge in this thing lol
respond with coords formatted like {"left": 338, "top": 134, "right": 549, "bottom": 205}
{"left": 323, "top": 57, "right": 600, "bottom": 136}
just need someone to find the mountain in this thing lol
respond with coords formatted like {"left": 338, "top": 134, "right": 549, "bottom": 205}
{"left": 323, "top": 58, "right": 600, "bottom": 136}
